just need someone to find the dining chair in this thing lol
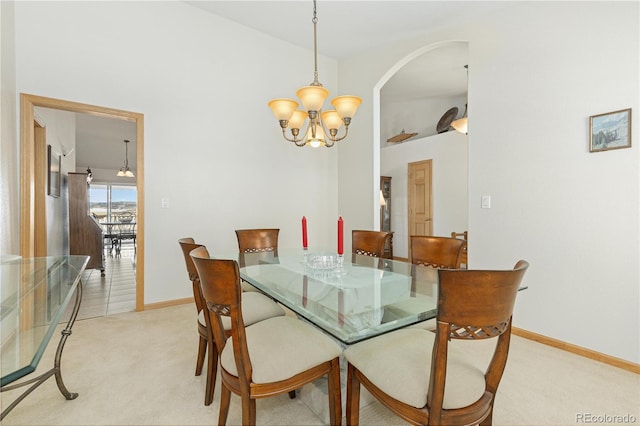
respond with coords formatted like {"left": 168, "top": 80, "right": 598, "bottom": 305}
{"left": 410, "top": 235, "right": 465, "bottom": 269}
{"left": 235, "top": 228, "right": 279, "bottom": 253}
{"left": 190, "top": 246, "right": 343, "bottom": 426}
{"left": 351, "top": 230, "right": 390, "bottom": 258}
{"left": 344, "top": 260, "right": 529, "bottom": 426}
{"left": 178, "top": 238, "right": 285, "bottom": 406}
{"left": 117, "top": 220, "right": 136, "bottom": 256}
{"left": 235, "top": 228, "right": 279, "bottom": 292}
{"left": 450, "top": 231, "right": 468, "bottom": 268}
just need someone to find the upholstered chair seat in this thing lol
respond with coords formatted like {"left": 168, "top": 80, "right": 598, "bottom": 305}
{"left": 220, "top": 315, "right": 342, "bottom": 384}
{"left": 344, "top": 328, "right": 487, "bottom": 409}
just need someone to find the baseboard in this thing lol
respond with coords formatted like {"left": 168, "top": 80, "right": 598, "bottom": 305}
{"left": 512, "top": 327, "right": 640, "bottom": 374}
{"left": 143, "top": 297, "right": 193, "bottom": 311}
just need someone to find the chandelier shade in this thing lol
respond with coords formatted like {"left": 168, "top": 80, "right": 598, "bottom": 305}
{"left": 289, "top": 110, "right": 309, "bottom": 129}
{"left": 332, "top": 96, "right": 362, "bottom": 119}
{"left": 268, "top": 99, "right": 298, "bottom": 121}
{"left": 268, "top": 0, "right": 361, "bottom": 148}
{"left": 296, "top": 86, "right": 329, "bottom": 111}
{"left": 321, "top": 110, "right": 343, "bottom": 130}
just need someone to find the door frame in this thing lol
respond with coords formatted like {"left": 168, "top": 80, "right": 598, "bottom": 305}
{"left": 20, "top": 93, "right": 145, "bottom": 311}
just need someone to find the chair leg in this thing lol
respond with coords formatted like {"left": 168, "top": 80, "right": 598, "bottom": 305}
{"left": 241, "top": 394, "right": 256, "bottom": 426}
{"left": 218, "top": 384, "right": 231, "bottom": 426}
{"left": 480, "top": 406, "right": 494, "bottom": 426}
{"left": 327, "top": 357, "right": 342, "bottom": 426}
{"left": 346, "top": 363, "right": 361, "bottom": 426}
{"left": 204, "top": 340, "right": 218, "bottom": 406}
{"left": 195, "top": 334, "right": 206, "bottom": 376}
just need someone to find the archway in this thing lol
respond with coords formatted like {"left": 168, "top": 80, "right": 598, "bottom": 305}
{"left": 374, "top": 41, "right": 469, "bottom": 258}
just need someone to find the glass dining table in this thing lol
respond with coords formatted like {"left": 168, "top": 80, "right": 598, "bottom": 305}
{"left": 225, "top": 248, "right": 439, "bottom": 345}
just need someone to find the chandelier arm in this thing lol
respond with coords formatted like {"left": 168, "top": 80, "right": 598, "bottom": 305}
{"left": 280, "top": 127, "right": 305, "bottom": 145}
{"left": 280, "top": 127, "right": 309, "bottom": 147}
{"left": 325, "top": 124, "right": 350, "bottom": 143}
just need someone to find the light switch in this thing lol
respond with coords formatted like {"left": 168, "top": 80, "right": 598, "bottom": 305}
{"left": 481, "top": 195, "right": 491, "bottom": 209}
{"left": 161, "top": 197, "right": 169, "bottom": 208}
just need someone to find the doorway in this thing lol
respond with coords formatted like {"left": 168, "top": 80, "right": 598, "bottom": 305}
{"left": 20, "top": 94, "right": 145, "bottom": 311}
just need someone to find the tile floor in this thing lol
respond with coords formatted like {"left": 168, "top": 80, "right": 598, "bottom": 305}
{"left": 64, "top": 244, "right": 136, "bottom": 321}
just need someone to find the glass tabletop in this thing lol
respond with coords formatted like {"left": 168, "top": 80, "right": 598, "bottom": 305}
{"left": 0, "top": 255, "right": 89, "bottom": 386}
{"left": 227, "top": 249, "right": 439, "bottom": 345}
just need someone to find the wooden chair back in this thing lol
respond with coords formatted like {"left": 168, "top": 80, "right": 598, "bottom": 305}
{"left": 178, "top": 237, "right": 205, "bottom": 314}
{"left": 179, "top": 238, "right": 217, "bottom": 406}
{"left": 410, "top": 235, "right": 465, "bottom": 269}
{"left": 427, "top": 260, "right": 529, "bottom": 423}
{"left": 190, "top": 247, "right": 248, "bottom": 382}
{"left": 352, "top": 230, "right": 389, "bottom": 257}
{"left": 235, "top": 229, "right": 279, "bottom": 253}
{"left": 450, "top": 231, "right": 468, "bottom": 266}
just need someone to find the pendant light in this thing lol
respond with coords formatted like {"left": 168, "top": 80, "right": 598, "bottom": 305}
{"left": 116, "top": 139, "right": 134, "bottom": 177}
{"left": 451, "top": 65, "right": 468, "bottom": 134}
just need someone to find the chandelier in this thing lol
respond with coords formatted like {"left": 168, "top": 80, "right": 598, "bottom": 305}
{"left": 116, "top": 139, "right": 134, "bottom": 177}
{"left": 268, "top": 0, "right": 362, "bottom": 148}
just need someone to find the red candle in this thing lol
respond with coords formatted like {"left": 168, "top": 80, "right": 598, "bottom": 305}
{"left": 337, "top": 216, "right": 344, "bottom": 255}
{"left": 302, "top": 216, "right": 308, "bottom": 249}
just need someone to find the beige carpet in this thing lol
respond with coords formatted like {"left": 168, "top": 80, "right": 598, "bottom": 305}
{"left": 2, "top": 304, "right": 638, "bottom": 425}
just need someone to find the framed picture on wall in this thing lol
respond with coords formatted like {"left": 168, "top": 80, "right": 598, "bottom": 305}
{"left": 48, "top": 144, "right": 61, "bottom": 198}
{"left": 590, "top": 108, "right": 632, "bottom": 152}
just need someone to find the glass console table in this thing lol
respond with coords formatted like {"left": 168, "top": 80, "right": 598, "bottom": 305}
{"left": 0, "top": 255, "right": 89, "bottom": 420}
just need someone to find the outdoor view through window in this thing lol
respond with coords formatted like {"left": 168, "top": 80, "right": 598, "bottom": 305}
{"left": 89, "top": 184, "right": 137, "bottom": 222}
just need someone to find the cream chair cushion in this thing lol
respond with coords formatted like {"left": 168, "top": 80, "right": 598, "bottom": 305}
{"left": 199, "top": 292, "right": 284, "bottom": 330}
{"left": 224, "top": 292, "right": 285, "bottom": 330}
{"left": 220, "top": 316, "right": 342, "bottom": 384}
{"left": 343, "top": 328, "right": 486, "bottom": 409}
{"left": 241, "top": 280, "right": 261, "bottom": 292}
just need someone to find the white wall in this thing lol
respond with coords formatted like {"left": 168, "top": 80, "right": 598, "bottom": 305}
{"left": 381, "top": 131, "right": 468, "bottom": 259}
{"left": 0, "top": 1, "right": 19, "bottom": 256}
{"left": 13, "top": 1, "right": 340, "bottom": 304}
{"left": 339, "top": 2, "right": 639, "bottom": 363}
{"left": 8, "top": 1, "right": 639, "bottom": 364}
{"left": 34, "top": 107, "right": 75, "bottom": 256}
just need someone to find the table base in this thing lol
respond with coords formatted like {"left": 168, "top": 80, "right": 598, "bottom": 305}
{"left": 1, "top": 282, "right": 83, "bottom": 420}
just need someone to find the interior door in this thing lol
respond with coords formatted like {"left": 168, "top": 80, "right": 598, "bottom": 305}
{"left": 407, "top": 159, "right": 432, "bottom": 258}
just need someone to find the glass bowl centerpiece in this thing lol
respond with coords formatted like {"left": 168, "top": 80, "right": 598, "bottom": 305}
{"left": 304, "top": 252, "right": 342, "bottom": 272}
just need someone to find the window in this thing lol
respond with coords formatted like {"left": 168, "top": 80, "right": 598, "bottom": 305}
{"left": 89, "top": 184, "right": 137, "bottom": 223}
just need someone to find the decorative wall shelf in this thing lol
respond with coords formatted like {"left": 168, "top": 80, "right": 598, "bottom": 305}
{"left": 387, "top": 130, "right": 418, "bottom": 143}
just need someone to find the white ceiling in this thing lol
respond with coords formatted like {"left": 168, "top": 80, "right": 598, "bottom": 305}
{"left": 183, "top": 1, "right": 500, "bottom": 60}
{"left": 77, "top": 1, "right": 498, "bottom": 169}
{"left": 76, "top": 114, "right": 137, "bottom": 171}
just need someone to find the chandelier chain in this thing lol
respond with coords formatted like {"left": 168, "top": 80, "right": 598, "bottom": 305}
{"left": 311, "top": 0, "right": 320, "bottom": 86}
